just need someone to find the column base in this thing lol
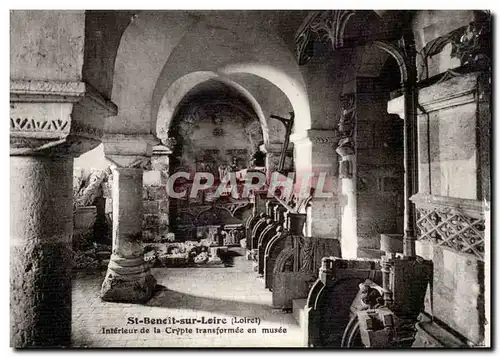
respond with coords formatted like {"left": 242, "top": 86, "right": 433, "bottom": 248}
{"left": 101, "top": 256, "right": 157, "bottom": 303}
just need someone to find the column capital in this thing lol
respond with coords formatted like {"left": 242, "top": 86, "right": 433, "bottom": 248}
{"left": 290, "top": 129, "right": 339, "bottom": 145}
{"left": 259, "top": 142, "right": 293, "bottom": 154}
{"left": 10, "top": 79, "right": 117, "bottom": 157}
{"left": 152, "top": 144, "right": 172, "bottom": 156}
{"left": 103, "top": 133, "right": 161, "bottom": 168}
{"left": 110, "top": 166, "right": 144, "bottom": 177}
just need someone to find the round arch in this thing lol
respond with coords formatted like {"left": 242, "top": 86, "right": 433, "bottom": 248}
{"left": 217, "top": 62, "right": 311, "bottom": 134}
{"left": 155, "top": 71, "right": 270, "bottom": 145}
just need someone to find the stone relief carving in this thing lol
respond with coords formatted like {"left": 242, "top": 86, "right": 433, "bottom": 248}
{"left": 418, "top": 13, "right": 491, "bottom": 81}
{"left": 299, "top": 236, "right": 314, "bottom": 273}
{"left": 215, "top": 202, "right": 249, "bottom": 217}
{"left": 10, "top": 117, "right": 69, "bottom": 133}
{"left": 336, "top": 93, "right": 356, "bottom": 159}
{"left": 415, "top": 206, "right": 485, "bottom": 260}
{"left": 295, "top": 10, "right": 356, "bottom": 65}
{"left": 71, "top": 121, "right": 104, "bottom": 139}
{"left": 73, "top": 169, "right": 109, "bottom": 209}
{"left": 453, "top": 18, "right": 491, "bottom": 67}
{"left": 10, "top": 79, "right": 117, "bottom": 157}
{"left": 128, "top": 157, "right": 152, "bottom": 170}
{"left": 411, "top": 193, "right": 486, "bottom": 261}
{"left": 295, "top": 16, "right": 315, "bottom": 65}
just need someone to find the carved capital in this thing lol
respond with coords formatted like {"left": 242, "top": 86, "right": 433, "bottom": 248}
{"left": 10, "top": 79, "right": 117, "bottom": 157}
{"left": 103, "top": 133, "right": 160, "bottom": 169}
{"left": 290, "top": 129, "right": 339, "bottom": 145}
{"left": 259, "top": 142, "right": 293, "bottom": 155}
{"left": 106, "top": 155, "right": 152, "bottom": 170}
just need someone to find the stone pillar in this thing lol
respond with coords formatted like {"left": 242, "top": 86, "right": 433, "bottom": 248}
{"left": 290, "top": 129, "right": 340, "bottom": 239}
{"left": 101, "top": 166, "right": 157, "bottom": 302}
{"left": 10, "top": 77, "right": 117, "bottom": 348}
{"left": 101, "top": 134, "right": 159, "bottom": 303}
{"left": 336, "top": 93, "right": 358, "bottom": 259}
{"left": 11, "top": 156, "right": 73, "bottom": 347}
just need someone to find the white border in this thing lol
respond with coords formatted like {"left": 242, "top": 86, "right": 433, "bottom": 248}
{"left": 2, "top": 3, "right": 499, "bottom": 357}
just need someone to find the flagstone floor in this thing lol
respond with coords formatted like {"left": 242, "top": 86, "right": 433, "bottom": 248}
{"left": 71, "top": 248, "right": 304, "bottom": 348}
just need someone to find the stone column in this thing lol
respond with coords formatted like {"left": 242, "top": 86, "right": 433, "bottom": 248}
{"left": 101, "top": 166, "right": 157, "bottom": 302}
{"left": 10, "top": 79, "right": 117, "bottom": 347}
{"left": 101, "top": 134, "right": 159, "bottom": 303}
{"left": 11, "top": 156, "right": 73, "bottom": 347}
{"left": 290, "top": 129, "right": 340, "bottom": 239}
{"left": 336, "top": 93, "right": 358, "bottom": 259}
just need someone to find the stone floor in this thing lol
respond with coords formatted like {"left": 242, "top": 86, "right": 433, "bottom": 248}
{"left": 72, "top": 248, "right": 305, "bottom": 348}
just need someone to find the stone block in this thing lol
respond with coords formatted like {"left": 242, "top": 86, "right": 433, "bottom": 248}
{"left": 143, "top": 170, "right": 162, "bottom": 187}
{"left": 149, "top": 186, "right": 167, "bottom": 200}
{"left": 142, "top": 229, "right": 156, "bottom": 242}
{"left": 158, "top": 213, "right": 169, "bottom": 226}
{"left": 102, "top": 182, "right": 112, "bottom": 198}
{"left": 428, "top": 104, "right": 478, "bottom": 199}
{"left": 101, "top": 271, "right": 157, "bottom": 303}
{"left": 292, "top": 298, "right": 307, "bottom": 327}
{"left": 357, "top": 247, "right": 384, "bottom": 259}
{"left": 159, "top": 199, "right": 169, "bottom": 213}
{"left": 157, "top": 228, "right": 170, "bottom": 241}
{"left": 151, "top": 156, "right": 169, "bottom": 171}
{"left": 426, "top": 245, "right": 485, "bottom": 345}
{"left": 143, "top": 214, "right": 159, "bottom": 229}
{"left": 143, "top": 200, "right": 159, "bottom": 214}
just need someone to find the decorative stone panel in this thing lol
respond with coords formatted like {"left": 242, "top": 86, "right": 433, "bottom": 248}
{"left": 412, "top": 193, "right": 485, "bottom": 261}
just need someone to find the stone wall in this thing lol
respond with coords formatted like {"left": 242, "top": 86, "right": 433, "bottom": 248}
{"left": 405, "top": 70, "right": 489, "bottom": 345}
{"left": 385, "top": 11, "right": 491, "bottom": 346}
{"left": 142, "top": 155, "right": 170, "bottom": 242}
{"left": 417, "top": 241, "right": 485, "bottom": 345}
{"left": 355, "top": 78, "right": 404, "bottom": 256}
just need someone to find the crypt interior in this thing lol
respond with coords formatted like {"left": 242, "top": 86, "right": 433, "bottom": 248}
{"left": 10, "top": 10, "right": 491, "bottom": 348}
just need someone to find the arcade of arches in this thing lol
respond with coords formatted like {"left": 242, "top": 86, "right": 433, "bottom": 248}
{"left": 10, "top": 10, "right": 491, "bottom": 348}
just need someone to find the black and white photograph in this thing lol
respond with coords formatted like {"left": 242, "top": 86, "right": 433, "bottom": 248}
{"left": 8, "top": 8, "right": 492, "bottom": 349}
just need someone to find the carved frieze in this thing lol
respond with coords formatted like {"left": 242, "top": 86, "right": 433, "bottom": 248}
{"left": 10, "top": 79, "right": 117, "bottom": 156}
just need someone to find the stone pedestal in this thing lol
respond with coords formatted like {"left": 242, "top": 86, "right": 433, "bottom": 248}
{"left": 101, "top": 167, "right": 157, "bottom": 303}
{"left": 11, "top": 156, "right": 74, "bottom": 347}
{"left": 207, "top": 247, "right": 223, "bottom": 264}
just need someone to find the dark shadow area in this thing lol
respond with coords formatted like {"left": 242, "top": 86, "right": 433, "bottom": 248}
{"left": 218, "top": 248, "right": 244, "bottom": 267}
{"left": 145, "top": 285, "right": 297, "bottom": 325}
